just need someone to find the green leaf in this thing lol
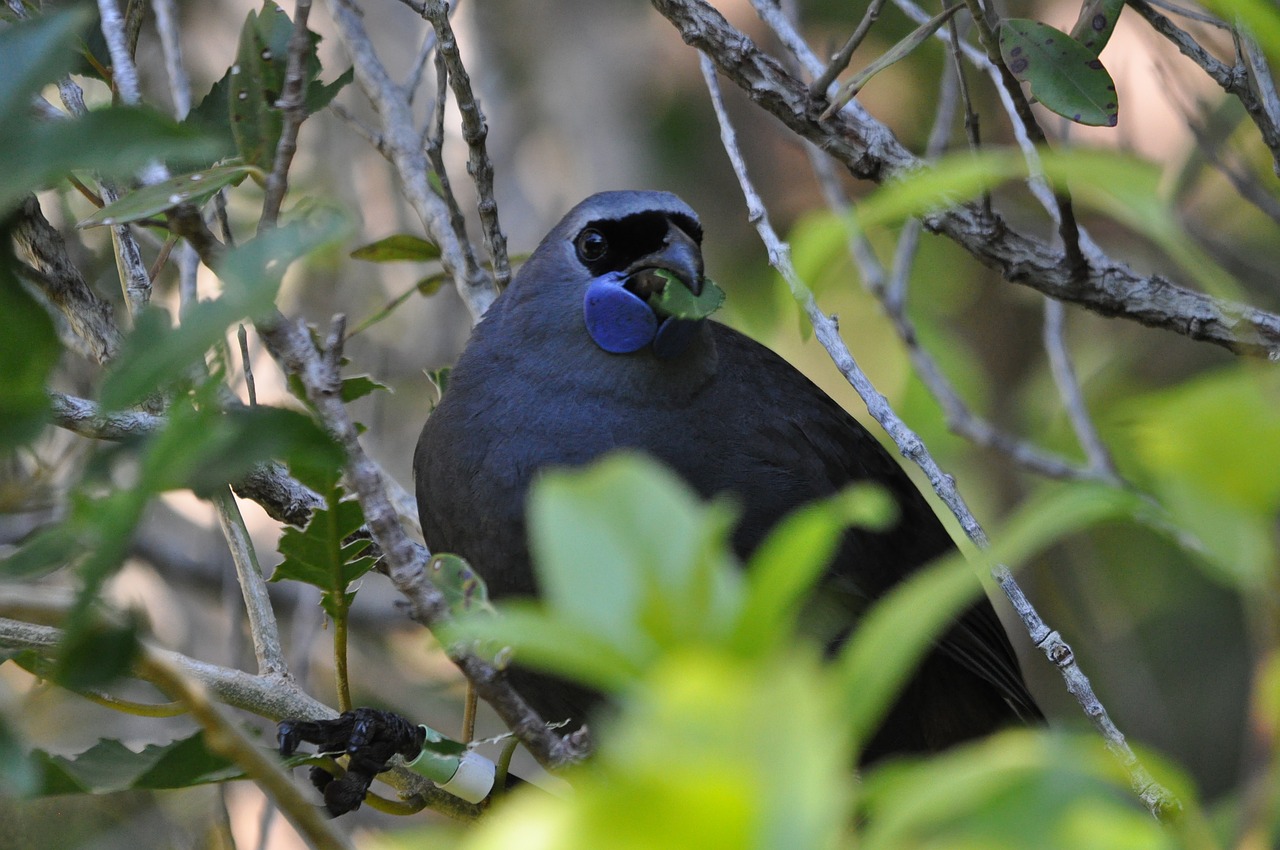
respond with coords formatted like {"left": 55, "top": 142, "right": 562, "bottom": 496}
{"left": 78, "top": 164, "right": 262, "bottom": 228}
{"left": 1, "top": 107, "right": 222, "bottom": 214}
{"left": 29, "top": 732, "right": 242, "bottom": 796}
{"left": 142, "top": 403, "right": 344, "bottom": 497}
{"left": 730, "top": 484, "right": 894, "bottom": 656}
{"left": 185, "top": 68, "right": 239, "bottom": 161}
{"left": 100, "top": 212, "right": 348, "bottom": 409}
{"left": 1068, "top": 0, "right": 1124, "bottom": 54}
{"left": 428, "top": 553, "right": 495, "bottom": 617}
{"left": 998, "top": 19, "right": 1119, "bottom": 127}
{"left": 0, "top": 7, "right": 92, "bottom": 121}
{"left": 526, "top": 453, "right": 741, "bottom": 664}
{"left": 229, "top": 2, "right": 293, "bottom": 169}
{"left": 837, "top": 482, "right": 1142, "bottom": 752}
{"left": 349, "top": 233, "right": 442, "bottom": 263}
{"left": 55, "top": 617, "right": 141, "bottom": 691}
{"left": 339, "top": 374, "right": 391, "bottom": 403}
{"left": 0, "top": 238, "right": 59, "bottom": 451}
{"left": 648, "top": 271, "right": 726, "bottom": 321}
{"left": 274, "top": 496, "right": 375, "bottom": 603}
{"left": 304, "top": 65, "right": 353, "bottom": 114}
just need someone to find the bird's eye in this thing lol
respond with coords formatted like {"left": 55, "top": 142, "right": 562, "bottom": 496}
{"left": 575, "top": 228, "right": 608, "bottom": 263}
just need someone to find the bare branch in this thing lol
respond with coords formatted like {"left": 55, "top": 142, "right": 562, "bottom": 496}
{"left": 652, "top": 0, "right": 1280, "bottom": 357}
{"left": 260, "top": 0, "right": 315, "bottom": 228}
{"left": 325, "top": 0, "right": 497, "bottom": 321}
{"left": 1042, "top": 299, "right": 1120, "bottom": 482}
{"left": 416, "top": 0, "right": 511, "bottom": 290}
{"left": 808, "top": 0, "right": 888, "bottom": 97}
{"left": 13, "top": 196, "right": 122, "bottom": 364}
{"left": 214, "top": 488, "right": 288, "bottom": 677}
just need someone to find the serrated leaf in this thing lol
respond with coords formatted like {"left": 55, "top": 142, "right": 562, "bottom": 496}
{"left": 55, "top": 617, "right": 141, "bottom": 691}
{"left": 998, "top": 19, "right": 1119, "bottom": 127}
{"left": 349, "top": 233, "right": 442, "bottom": 263}
{"left": 29, "top": 732, "right": 242, "bottom": 796}
{"left": 340, "top": 374, "right": 391, "bottom": 403}
{"left": 78, "top": 164, "right": 261, "bottom": 228}
{"left": 274, "top": 497, "right": 375, "bottom": 594}
{"left": 1068, "top": 0, "right": 1124, "bottom": 54}
{"left": 229, "top": 2, "right": 291, "bottom": 169}
{"left": 648, "top": 271, "right": 726, "bottom": 320}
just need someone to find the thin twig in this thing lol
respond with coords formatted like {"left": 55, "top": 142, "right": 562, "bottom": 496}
{"left": 417, "top": 0, "right": 511, "bottom": 290}
{"left": 1042, "top": 299, "right": 1121, "bottom": 481}
{"left": 214, "top": 488, "right": 288, "bottom": 677}
{"left": 326, "top": 0, "right": 497, "bottom": 321}
{"left": 809, "top": 0, "right": 889, "bottom": 96}
{"left": 150, "top": 0, "right": 193, "bottom": 119}
{"left": 424, "top": 49, "right": 480, "bottom": 280}
{"left": 260, "top": 0, "right": 314, "bottom": 229}
{"left": 653, "top": 0, "right": 1280, "bottom": 357}
{"left": 238, "top": 325, "right": 258, "bottom": 407}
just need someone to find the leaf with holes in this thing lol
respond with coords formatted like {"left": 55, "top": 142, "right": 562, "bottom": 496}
{"left": 78, "top": 164, "right": 261, "bottom": 228}
{"left": 998, "top": 18, "right": 1118, "bottom": 127}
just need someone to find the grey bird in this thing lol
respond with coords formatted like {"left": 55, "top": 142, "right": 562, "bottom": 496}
{"left": 414, "top": 190, "right": 1042, "bottom": 760}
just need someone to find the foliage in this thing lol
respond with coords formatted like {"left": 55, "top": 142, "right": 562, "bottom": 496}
{"left": 0, "top": 0, "right": 1276, "bottom": 848}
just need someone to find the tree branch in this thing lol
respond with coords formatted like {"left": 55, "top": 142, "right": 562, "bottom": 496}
{"left": 652, "top": 0, "right": 1280, "bottom": 357}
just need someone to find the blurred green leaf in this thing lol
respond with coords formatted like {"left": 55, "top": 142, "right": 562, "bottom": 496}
{"left": 460, "top": 650, "right": 852, "bottom": 850}
{"left": 0, "top": 709, "right": 39, "bottom": 797}
{"left": 1118, "top": 365, "right": 1280, "bottom": 588}
{"left": 730, "top": 483, "right": 894, "bottom": 656}
{"left": 0, "top": 7, "right": 91, "bottom": 121}
{"left": 859, "top": 731, "right": 1199, "bottom": 850}
{"left": 29, "top": 732, "right": 242, "bottom": 796}
{"left": 350, "top": 233, "right": 442, "bottom": 263}
{"left": 3, "top": 107, "right": 221, "bottom": 215}
{"left": 998, "top": 19, "right": 1119, "bottom": 127}
{"left": 428, "top": 553, "right": 495, "bottom": 618}
{"left": 526, "top": 453, "right": 741, "bottom": 664}
{"left": 0, "top": 239, "right": 59, "bottom": 452}
{"left": 78, "top": 164, "right": 261, "bottom": 228}
{"left": 101, "top": 211, "right": 348, "bottom": 409}
{"left": 55, "top": 617, "right": 141, "bottom": 691}
{"left": 339, "top": 374, "right": 390, "bottom": 403}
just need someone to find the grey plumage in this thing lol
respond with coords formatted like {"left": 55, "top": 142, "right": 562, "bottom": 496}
{"left": 415, "top": 191, "right": 1041, "bottom": 758}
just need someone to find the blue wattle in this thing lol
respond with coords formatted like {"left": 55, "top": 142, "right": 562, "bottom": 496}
{"left": 583, "top": 273, "right": 657, "bottom": 354}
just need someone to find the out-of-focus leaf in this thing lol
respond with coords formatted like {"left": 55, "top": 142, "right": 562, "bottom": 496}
{"left": 0, "top": 525, "right": 81, "bottom": 579}
{"left": 859, "top": 731, "right": 1202, "bottom": 850}
{"left": 998, "top": 19, "right": 1119, "bottom": 127}
{"left": 143, "top": 403, "right": 343, "bottom": 497}
{"left": 29, "top": 732, "right": 242, "bottom": 796}
{"left": 2, "top": 107, "right": 221, "bottom": 214}
{"left": 0, "top": 7, "right": 91, "bottom": 121}
{"left": 55, "top": 617, "right": 141, "bottom": 691}
{"left": 526, "top": 452, "right": 741, "bottom": 663}
{"left": 460, "top": 650, "right": 852, "bottom": 850}
{"left": 350, "top": 233, "right": 442, "bottom": 263}
{"left": 730, "top": 484, "right": 894, "bottom": 656}
{"left": 1118, "top": 365, "right": 1280, "bottom": 588}
{"left": 101, "top": 211, "right": 348, "bottom": 409}
{"left": 78, "top": 164, "right": 261, "bottom": 228}
{"left": 428, "top": 553, "right": 495, "bottom": 617}
{"left": 0, "top": 241, "right": 58, "bottom": 451}
{"left": 305, "top": 65, "right": 353, "bottom": 114}
{"left": 0, "top": 710, "right": 39, "bottom": 797}
{"left": 1069, "top": 0, "right": 1124, "bottom": 54}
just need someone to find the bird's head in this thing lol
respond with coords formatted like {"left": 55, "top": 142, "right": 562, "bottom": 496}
{"left": 511, "top": 191, "right": 725, "bottom": 359}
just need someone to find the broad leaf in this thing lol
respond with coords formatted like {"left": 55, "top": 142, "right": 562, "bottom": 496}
{"left": 1069, "top": 0, "right": 1124, "bottom": 54}
{"left": 350, "top": 233, "right": 442, "bottom": 263}
{"left": 998, "top": 19, "right": 1119, "bottom": 127}
{"left": 30, "top": 732, "right": 242, "bottom": 796}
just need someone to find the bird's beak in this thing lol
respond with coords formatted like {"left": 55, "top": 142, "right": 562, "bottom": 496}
{"left": 624, "top": 221, "right": 704, "bottom": 299}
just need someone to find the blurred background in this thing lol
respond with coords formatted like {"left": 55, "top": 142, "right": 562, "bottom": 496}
{"left": 2, "top": 0, "right": 1277, "bottom": 846}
